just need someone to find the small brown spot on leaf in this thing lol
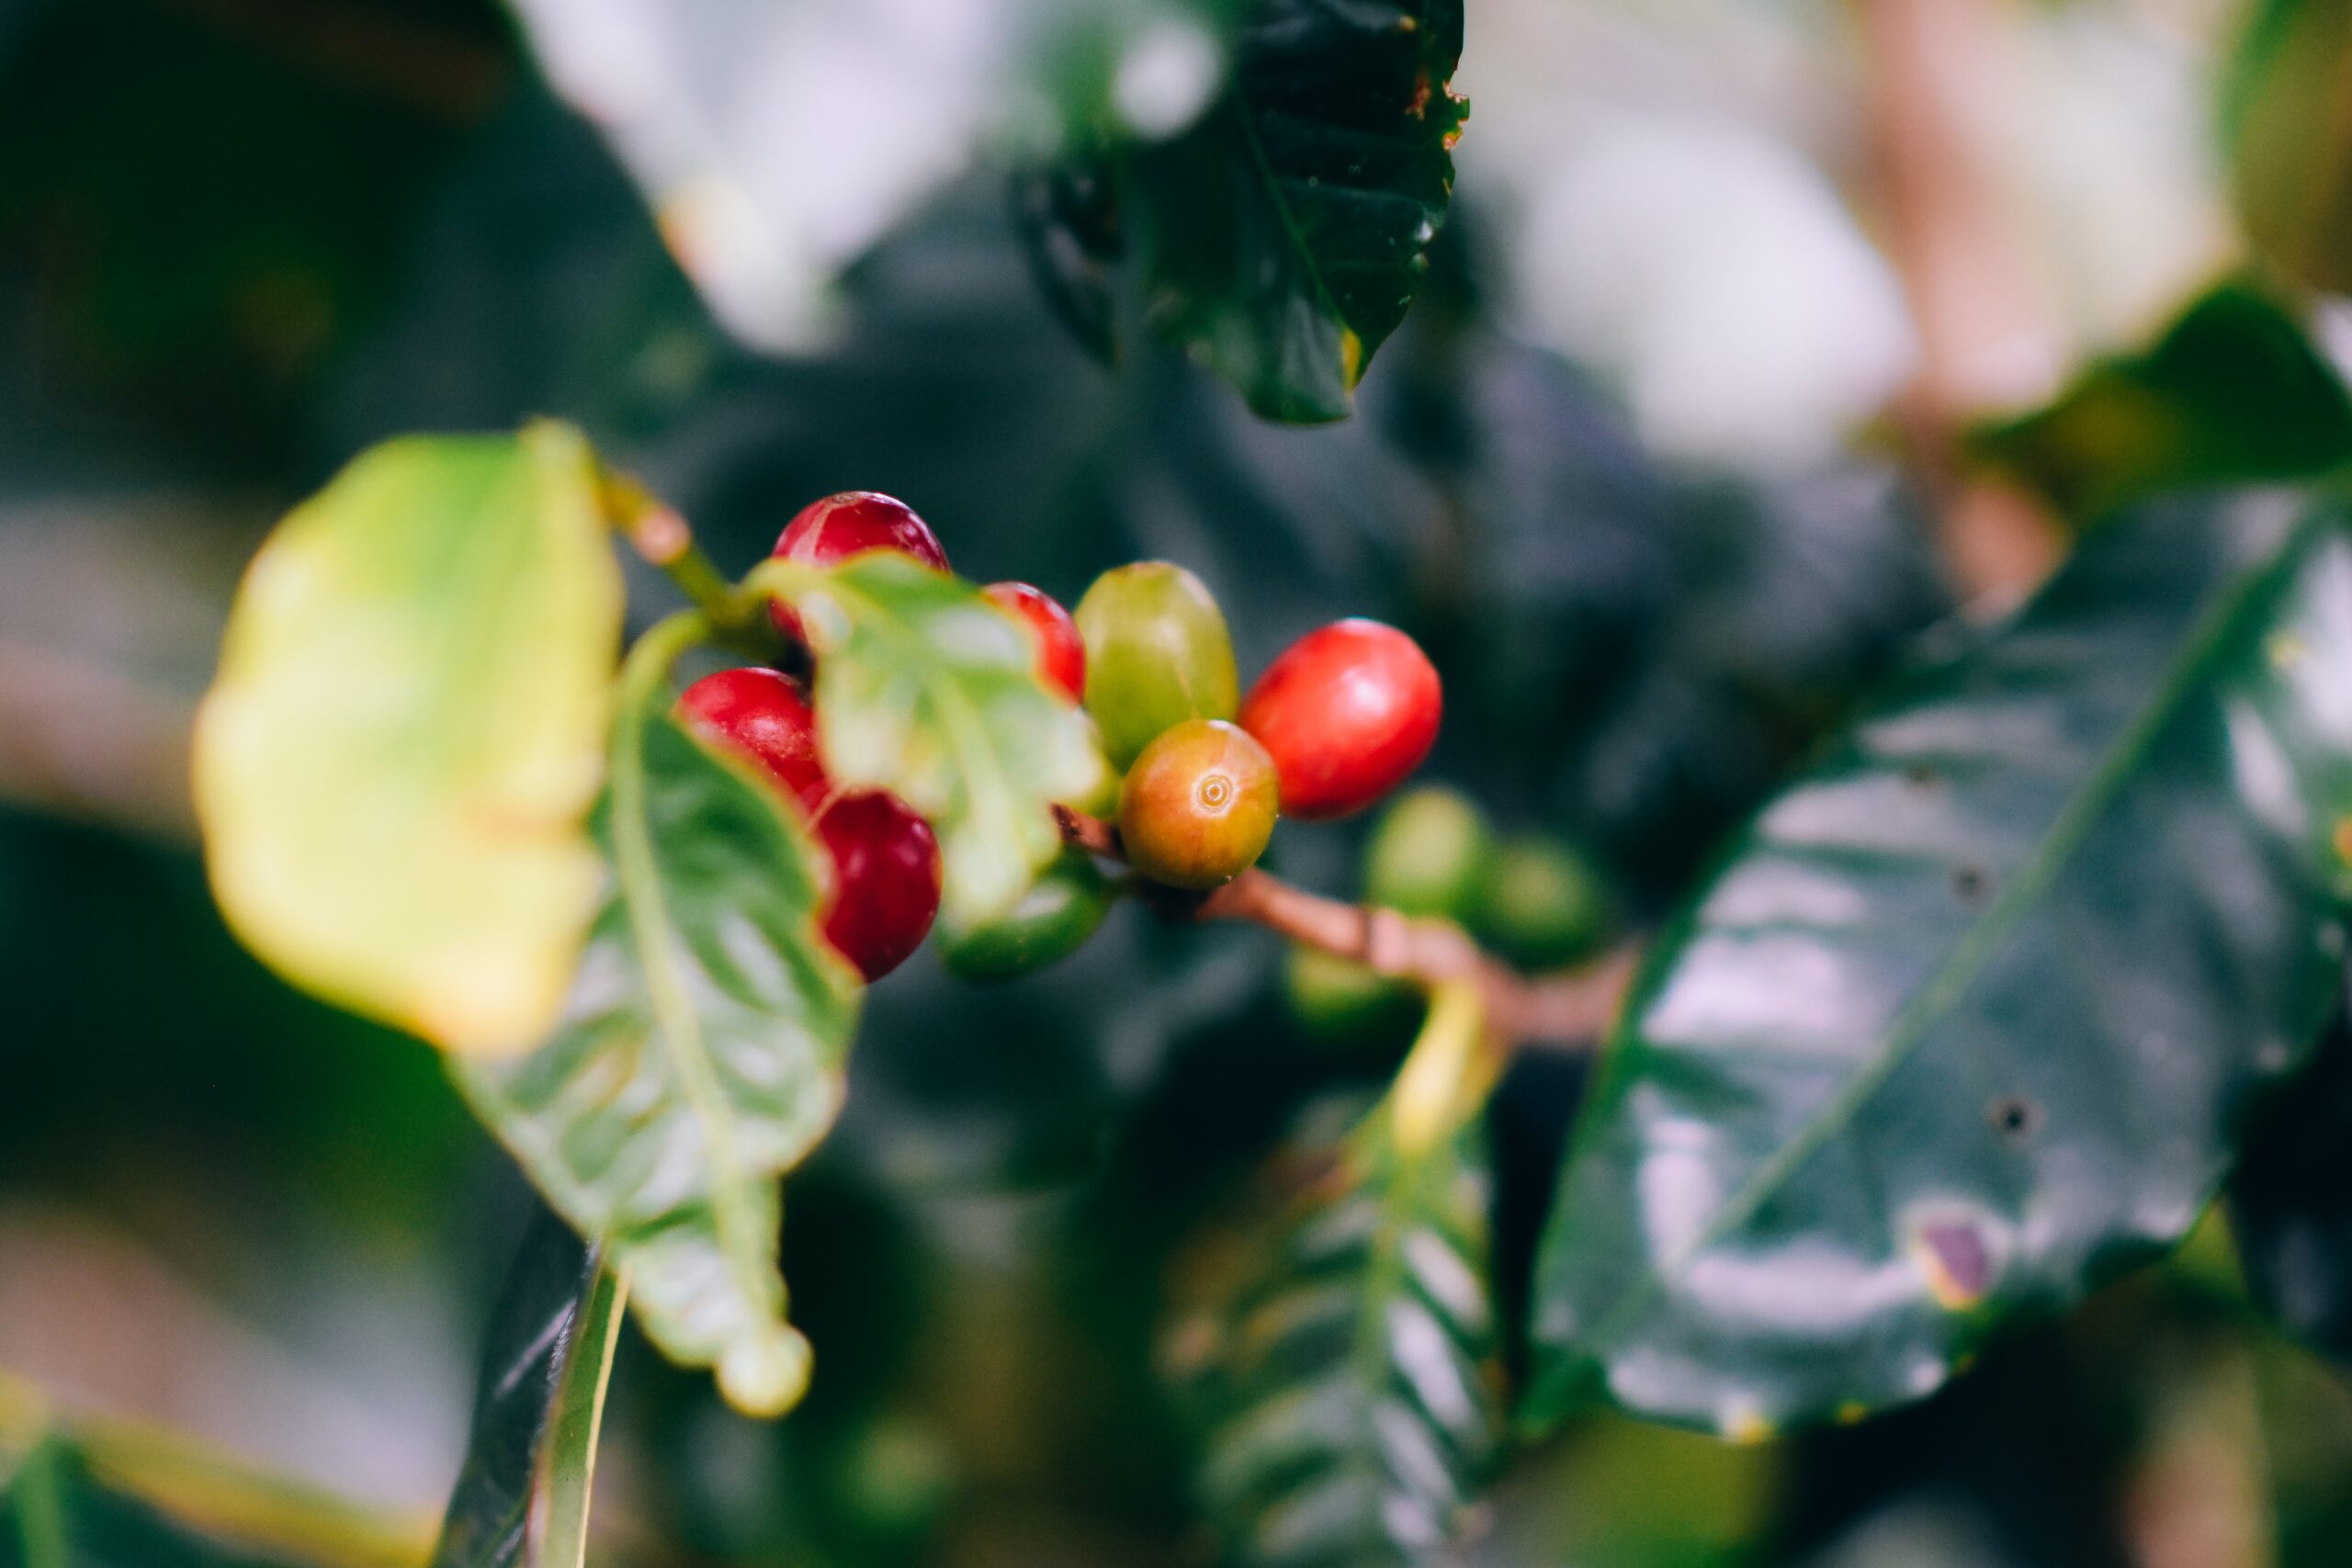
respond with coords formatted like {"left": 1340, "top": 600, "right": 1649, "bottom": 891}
{"left": 1989, "top": 1096, "right": 2040, "bottom": 1140}
{"left": 1951, "top": 863, "right": 1989, "bottom": 903}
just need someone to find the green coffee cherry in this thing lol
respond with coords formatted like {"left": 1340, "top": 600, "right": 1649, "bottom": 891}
{"left": 1475, "top": 833, "right": 1615, "bottom": 968}
{"left": 1283, "top": 945, "right": 1417, "bottom": 1041}
{"left": 1364, "top": 785, "right": 1492, "bottom": 920}
{"left": 935, "top": 849, "right": 1110, "bottom": 981}
{"left": 1075, "top": 562, "right": 1238, "bottom": 769}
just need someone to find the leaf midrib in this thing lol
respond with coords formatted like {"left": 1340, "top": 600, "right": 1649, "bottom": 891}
{"left": 1571, "top": 509, "right": 2319, "bottom": 1361}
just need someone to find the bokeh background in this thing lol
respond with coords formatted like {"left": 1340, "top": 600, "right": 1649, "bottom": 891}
{"left": 4, "top": 0, "right": 2348, "bottom": 1563}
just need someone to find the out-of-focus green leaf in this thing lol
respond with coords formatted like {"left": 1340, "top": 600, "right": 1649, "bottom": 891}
{"left": 1130, "top": 0, "right": 1467, "bottom": 422}
{"left": 2222, "top": 0, "right": 2352, "bottom": 295}
{"left": 194, "top": 424, "right": 622, "bottom": 1054}
{"left": 1528, "top": 489, "right": 2352, "bottom": 1438}
{"left": 433, "top": 1204, "right": 624, "bottom": 1568}
{"left": 455, "top": 655, "right": 862, "bottom": 1418}
{"left": 1009, "top": 159, "right": 1124, "bottom": 367}
{"left": 753, "top": 554, "right": 1108, "bottom": 926}
{"left": 1470, "top": 1415, "right": 1780, "bottom": 1568}
{"left": 1971, "top": 280, "right": 2352, "bottom": 523}
{"left": 2232, "top": 985, "right": 2352, "bottom": 1361}
{"left": 0, "top": 1376, "right": 426, "bottom": 1568}
{"left": 1167, "top": 984, "right": 1504, "bottom": 1566}
{"left": 505, "top": 0, "right": 1238, "bottom": 354}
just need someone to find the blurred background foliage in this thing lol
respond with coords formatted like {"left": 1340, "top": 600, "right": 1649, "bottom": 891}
{"left": 5, "top": 0, "right": 2352, "bottom": 1564}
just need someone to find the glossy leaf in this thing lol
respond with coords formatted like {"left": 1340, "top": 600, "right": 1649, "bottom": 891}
{"left": 194, "top": 424, "right": 622, "bottom": 1054}
{"left": 433, "top": 1204, "right": 625, "bottom": 1568}
{"left": 507, "top": 0, "right": 1236, "bottom": 354}
{"left": 454, "top": 670, "right": 863, "bottom": 1418}
{"left": 1972, "top": 280, "right": 2352, "bottom": 523}
{"left": 753, "top": 553, "right": 1109, "bottom": 926}
{"left": 2232, "top": 982, "right": 2352, "bottom": 1361}
{"left": 1167, "top": 986, "right": 1505, "bottom": 1565}
{"left": 2222, "top": 0, "right": 2352, "bottom": 296}
{"left": 1130, "top": 0, "right": 1467, "bottom": 422}
{"left": 1528, "top": 489, "right": 2352, "bottom": 1438}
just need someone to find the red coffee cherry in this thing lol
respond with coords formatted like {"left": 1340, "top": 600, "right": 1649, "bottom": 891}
{"left": 1118, "top": 719, "right": 1279, "bottom": 891}
{"left": 769, "top": 492, "right": 949, "bottom": 642}
{"left": 677, "top": 668, "right": 941, "bottom": 981}
{"left": 982, "top": 581, "right": 1085, "bottom": 704}
{"left": 809, "top": 792, "right": 942, "bottom": 983}
{"left": 1238, "top": 619, "right": 1441, "bottom": 821}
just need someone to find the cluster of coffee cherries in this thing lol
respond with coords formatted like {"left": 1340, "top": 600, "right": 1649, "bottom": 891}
{"left": 678, "top": 491, "right": 1444, "bottom": 984}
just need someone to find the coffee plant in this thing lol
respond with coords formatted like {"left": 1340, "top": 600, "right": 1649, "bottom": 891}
{"left": 14, "top": 0, "right": 2352, "bottom": 1566}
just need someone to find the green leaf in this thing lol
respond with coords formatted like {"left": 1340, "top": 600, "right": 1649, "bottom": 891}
{"left": 754, "top": 554, "right": 1109, "bottom": 926}
{"left": 1130, "top": 0, "right": 1467, "bottom": 423}
{"left": 433, "top": 1205, "right": 625, "bottom": 1568}
{"left": 194, "top": 424, "right": 623, "bottom": 1054}
{"left": 1168, "top": 986, "right": 1505, "bottom": 1565}
{"left": 1526, "top": 489, "right": 2352, "bottom": 1438}
{"left": 1971, "top": 280, "right": 2352, "bottom": 523}
{"left": 2222, "top": 0, "right": 2352, "bottom": 296}
{"left": 2231, "top": 984, "right": 2352, "bottom": 1361}
{"left": 0, "top": 1376, "right": 426, "bottom": 1568}
{"left": 454, "top": 647, "right": 863, "bottom": 1418}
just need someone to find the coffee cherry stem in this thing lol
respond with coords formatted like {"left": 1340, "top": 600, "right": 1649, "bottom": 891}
{"left": 1050, "top": 805, "right": 1634, "bottom": 1051}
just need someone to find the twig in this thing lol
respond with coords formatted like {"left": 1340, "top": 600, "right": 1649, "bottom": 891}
{"left": 598, "top": 468, "right": 759, "bottom": 635}
{"left": 1055, "top": 807, "right": 1634, "bottom": 1050}
{"left": 1859, "top": 0, "right": 2064, "bottom": 607}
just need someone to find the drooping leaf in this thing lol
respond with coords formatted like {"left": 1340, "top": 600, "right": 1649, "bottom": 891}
{"left": 2222, "top": 0, "right": 2352, "bottom": 296}
{"left": 1167, "top": 985, "right": 1505, "bottom": 1566}
{"left": 1527, "top": 489, "right": 2352, "bottom": 1438}
{"left": 433, "top": 1204, "right": 625, "bottom": 1568}
{"left": 2231, "top": 980, "right": 2352, "bottom": 1362}
{"left": 1129, "top": 0, "right": 1468, "bottom": 422}
{"left": 505, "top": 0, "right": 1238, "bottom": 354}
{"left": 454, "top": 670, "right": 863, "bottom": 1417}
{"left": 754, "top": 553, "right": 1108, "bottom": 926}
{"left": 194, "top": 424, "right": 622, "bottom": 1054}
{"left": 1972, "top": 280, "right": 2352, "bottom": 523}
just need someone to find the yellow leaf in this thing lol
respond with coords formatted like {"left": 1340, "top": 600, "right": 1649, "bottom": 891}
{"left": 195, "top": 423, "right": 622, "bottom": 1053}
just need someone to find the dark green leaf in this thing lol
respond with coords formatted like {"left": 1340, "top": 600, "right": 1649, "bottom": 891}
{"left": 1168, "top": 987, "right": 1504, "bottom": 1565}
{"left": 2232, "top": 980, "right": 2352, "bottom": 1361}
{"left": 1971, "top": 280, "right": 2352, "bottom": 523}
{"left": 433, "top": 1204, "right": 624, "bottom": 1568}
{"left": 1130, "top": 0, "right": 1467, "bottom": 422}
{"left": 2222, "top": 0, "right": 2352, "bottom": 295}
{"left": 1528, "top": 489, "right": 2352, "bottom": 1438}
{"left": 1010, "top": 160, "right": 1125, "bottom": 368}
{"left": 454, "top": 668, "right": 863, "bottom": 1418}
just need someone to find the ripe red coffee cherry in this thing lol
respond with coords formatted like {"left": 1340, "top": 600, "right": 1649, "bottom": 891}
{"left": 1118, "top": 719, "right": 1279, "bottom": 891}
{"left": 982, "top": 581, "right": 1085, "bottom": 704}
{"left": 677, "top": 668, "right": 941, "bottom": 981}
{"left": 1238, "top": 620, "right": 1441, "bottom": 821}
{"left": 769, "top": 492, "right": 949, "bottom": 642}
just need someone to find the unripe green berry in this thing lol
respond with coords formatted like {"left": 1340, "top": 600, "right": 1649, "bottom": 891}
{"left": 1364, "top": 785, "right": 1492, "bottom": 921}
{"left": 1283, "top": 945, "right": 1417, "bottom": 1041}
{"left": 1118, "top": 719, "right": 1278, "bottom": 890}
{"left": 1475, "top": 833, "right": 1615, "bottom": 968}
{"left": 1075, "top": 562, "right": 1238, "bottom": 770}
{"left": 935, "top": 848, "right": 1110, "bottom": 981}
